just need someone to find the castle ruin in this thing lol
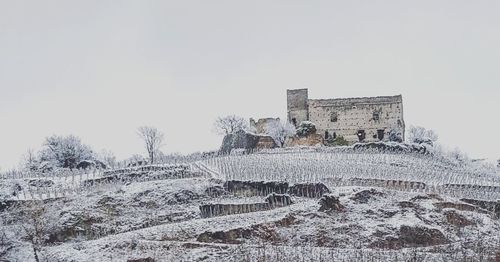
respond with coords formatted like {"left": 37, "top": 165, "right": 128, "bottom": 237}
{"left": 287, "top": 88, "right": 405, "bottom": 144}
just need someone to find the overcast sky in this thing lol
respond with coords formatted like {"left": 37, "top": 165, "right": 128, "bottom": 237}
{"left": 1, "top": 1, "right": 499, "bottom": 169}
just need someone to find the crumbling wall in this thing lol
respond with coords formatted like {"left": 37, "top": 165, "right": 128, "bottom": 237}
{"left": 288, "top": 183, "right": 331, "bottom": 198}
{"left": 199, "top": 193, "right": 292, "bottom": 218}
{"left": 199, "top": 203, "right": 271, "bottom": 218}
{"left": 308, "top": 95, "right": 404, "bottom": 144}
{"left": 249, "top": 118, "right": 280, "bottom": 134}
{"left": 220, "top": 130, "right": 277, "bottom": 154}
{"left": 224, "top": 180, "right": 288, "bottom": 196}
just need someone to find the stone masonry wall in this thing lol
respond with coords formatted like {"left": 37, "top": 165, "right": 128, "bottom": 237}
{"left": 287, "top": 88, "right": 405, "bottom": 145}
{"left": 309, "top": 96, "right": 404, "bottom": 144}
{"left": 286, "top": 89, "right": 309, "bottom": 127}
{"left": 249, "top": 117, "right": 280, "bottom": 134}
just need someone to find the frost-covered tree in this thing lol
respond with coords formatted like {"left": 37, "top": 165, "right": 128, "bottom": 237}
{"left": 213, "top": 115, "right": 248, "bottom": 136}
{"left": 407, "top": 126, "right": 438, "bottom": 145}
{"left": 265, "top": 120, "right": 296, "bottom": 147}
{"left": 97, "top": 149, "right": 117, "bottom": 169}
{"left": 448, "top": 147, "right": 470, "bottom": 166}
{"left": 20, "top": 148, "right": 39, "bottom": 171}
{"left": 38, "top": 135, "right": 94, "bottom": 169}
{"left": 137, "top": 126, "right": 164, "bottom": 164}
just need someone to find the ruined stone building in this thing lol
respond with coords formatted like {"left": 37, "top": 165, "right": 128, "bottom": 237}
{"left": 287, "top": 88, "right": 405, "bottom": 144}
{"left": 249, "top": 118, "right": 280, "bottom": 134}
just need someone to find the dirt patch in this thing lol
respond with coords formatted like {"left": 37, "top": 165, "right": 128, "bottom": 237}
{"left": 350, "top": 189, "right": 385, "bottom": 204}
{"left": 197, "top": 215, "right": 296, "bottom": 244}
{"left": 444, "top": 210, "right": 475, "bottom": 227}
{"left": 371, "top": 225, "right": 448, "bottom": 249}
{"left": 398, "top": 201, "right": 418, "bottom": 209}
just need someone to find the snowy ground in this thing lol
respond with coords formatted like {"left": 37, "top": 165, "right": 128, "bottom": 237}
{"left": 1, "top": 150, "right": 500, "bottom": 261}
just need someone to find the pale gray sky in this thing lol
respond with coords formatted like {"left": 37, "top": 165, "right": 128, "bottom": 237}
{"left": 1, "top": 0, "right": 499, "bottom": 169}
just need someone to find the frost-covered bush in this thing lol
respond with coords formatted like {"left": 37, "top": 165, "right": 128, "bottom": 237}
{"left": 37, "top": 135, "right": 95, "bottom": 169}
{"left": 407, "top": 126, "right": 438, "bottom": 146}
{"left": 388, "top": 129, "right": 403, "bottom": 143}
{"left": 296, "top": 121, "right": 316, "bottom": 137}
{"left": 325, "top": 135, "right": 348, "bottom": 146}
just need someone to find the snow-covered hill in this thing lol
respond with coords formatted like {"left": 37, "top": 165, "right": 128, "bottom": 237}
{"left": 1, "top": 148, "right": 499, "bottom": 261}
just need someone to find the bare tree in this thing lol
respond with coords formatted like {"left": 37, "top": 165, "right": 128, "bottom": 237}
{"left": 213, "top": 115, "right": 248, "bottom": 136}
{"left": 20, "top": 201, "right": 48, "bottom": 262}
{"left": 21, "top": 148, "right": 39, "bottom": 171}
{"left": 266, "top": 120, "right": 296, "bottom": 147}
{"left": 137, "top": 126, "right": 165, "bottom": 164}
{"left": 98, "top": 149, "right": 117, "bottom": 169}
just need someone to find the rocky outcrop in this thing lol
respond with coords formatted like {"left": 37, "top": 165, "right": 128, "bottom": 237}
{"left": 319, "top": 194, "right": 344, "bottom": 212}
{"left": 220, "top": 130, "right": 277, "bottom": 154}
{"left": 350, "top": 189, "right": 385, "bottom": 204}
{"left": 284, "top": 133, "right": 324, "bottom": 147}
{"left": 283, "top": 121, "right": 324, "bottom": 147}
{"left": 371, "top": 226, "right": 448, "bottom": 249}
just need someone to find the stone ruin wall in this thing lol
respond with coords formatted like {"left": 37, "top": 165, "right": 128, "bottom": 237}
{"left": 287, "top": 88, "right": 405, "bottom": 145}
{"left": 249, "top": 117, "right": 280, "bottom": 134}
{"left": 308, "top": 96, "right": 405, "bottom": 144}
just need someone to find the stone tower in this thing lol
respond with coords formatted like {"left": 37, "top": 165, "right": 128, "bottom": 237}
{"left": 287, "top": 88, "right": 309, "bottom": 127}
